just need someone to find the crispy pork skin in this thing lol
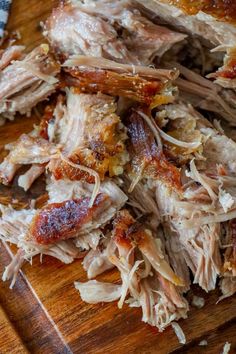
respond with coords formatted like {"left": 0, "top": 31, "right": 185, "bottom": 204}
{"left": 126, "top": 109, "right": 181, "bottom": 190}
{"left": 30, "top": 193, "right": 110, "bottom": 245}
{"left": 45, "top": 0, "right": 185, "bottom": 64}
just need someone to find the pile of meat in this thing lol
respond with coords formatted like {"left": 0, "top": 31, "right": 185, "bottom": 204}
{"left": 1, "top": 0, "right": 236, "bottom": 341}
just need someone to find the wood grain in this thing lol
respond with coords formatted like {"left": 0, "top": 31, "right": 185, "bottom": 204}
{"left": 0, "top": 1, "right": 235, "bottom": 353}
{"left": 0, "top": 305, "right": 28, "bottom": 354}
{"left": 0, "top": 245, "right": 71, "bottom": 354}
{"left": 6, "top": 0, "right": 57, "bottom": 51}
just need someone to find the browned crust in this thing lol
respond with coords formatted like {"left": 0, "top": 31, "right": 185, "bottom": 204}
{"left": 64, "top": 68, "right": 163, "bottom": 105}
{"left": 112, "top": 209, "right": 135, "bottom": 250}
{"left": 162, "top": 0, "right": 236, "bottom": 24}
{"left": 127, "top": 110, "right": 182, "bottom": 190}
{"left": 30, "top": 193, "right": 108, "bottom": 245}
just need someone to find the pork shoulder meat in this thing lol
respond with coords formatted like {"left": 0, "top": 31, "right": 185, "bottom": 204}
{"left": 45, "top": 0, "right": 186, "bottom": 65}
{"left": 0, "top": 44, "right": 60, "bottom": 119}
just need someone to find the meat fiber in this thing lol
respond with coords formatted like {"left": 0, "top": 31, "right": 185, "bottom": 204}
{"left": 170, "top": 63, "right": 236, "bottom": 125}
{"left": 46, "top": 177, "right": 127, "bottom": 245}
{"left": 0, "top": 133, "right": 57, "bottom": 185}
{"left": 74, "top": 280, "right": 122, "bottom": 303}
{"left": 155, "top": 181, "right": 222, "bottom": 292}
{"left": 64, "top": 55, "right": 178, "bottom": 80}
{"left": 155, "top": 101, "right": 204, "bottom": 164}
{"left": 162, "top": 224, "right": 191, "bottom": 292}
{"left": 112, "top": 4, "right": 186, "bottom": 63}
{"left": 122, "top": 177, "right": 160, "bottom": 230}
{"left": 0, "top": 45, "right": 25, "bottom": 70}
{"left": 0, "top": 176, "right": 127, "bottom": 281}
{"left": 46, "top": 177, "right": 127, "bottom": 208}
{"left": 3, "top": 0, "right": 236, "bottom": 338}
{"left": 203, "top": 130, "right": 236, "bottom": 173}
{"left": 219, "top": 276, "right": 236, "bottom": 300}
{"left": 0, "top": 99, "right": 62, "bottom": 187}
{"left": 220, "top": 220, "right": 236, "bottom": 298}
{"left": 112, "top": 210, "right": 184, "bottom": 286}
{"left": 0, "top": 159, "right": 21, "bottom": 186}
{"left": 224, "top": 220, "right": 236, "bottom": 275}
{"left": 152, "top": 104, "right": 236, "bottom": 291}
{"left": 18, "top": 164, "right": 45, "bottom": 191}
{"left": 209, "top": 47, "right": 236, "bottom": 88}
{"left": 82, "top": 238, "right": 115, "bottom": 278}
{"left": 2, "top": 249, "right": 25, "bottom": 289}
{"left": 76, "top": 273, "right": 188, "bottom": 331}
{"left": 74, "top": 229, "right": 102, "bottom": 251}
{"left": 65, "top": 68, "right": 166, "bottom": 105}
{"left": 4, "top": 134, "right": 57, "bottom": 165}
{"left": 0, "top": 44, "right": 59, "bottom": 118}
{"left": 48, "top": 177, "right": 127, "bottom": 230}
{"left": 134, "top": 228, "right": 184, "bottom": 287}
{"left": 0, "top": 90, "right": 129, "bottom": 187}
{"left": 136, "top": 274, "right": 188, "bottom": 331}
{"left": 161, "top": 0, "right": 236, "bottom": 24}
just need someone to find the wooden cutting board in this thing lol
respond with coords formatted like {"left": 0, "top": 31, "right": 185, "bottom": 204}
{"left": 0, "top": 1, "right": 236, "bottom": 353}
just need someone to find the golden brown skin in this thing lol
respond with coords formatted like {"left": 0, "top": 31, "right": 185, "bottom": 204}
{"left": 113, "top": 210, "right": 156, "bottom": 252}
{"left": 163, "top": 0, "right": 236, "bottom": 23}
{"left": 126, "top": 110, "right": 182, "bottom": 190}
{"left": 112, "top": 209, "right": 153, "bottom": 253}
{"left": 30, "top": 193, "right": 108, "bottom": 245}
{"left": 51, "top": 109, "right": 126, "bottom": 183}
{"left": 64, "top": 68, "right": 164, "bottom": 105}
{"left": 113, "top": 209, "right": 135, "bottom": 251}
{"left": 51, "top": 149, "right": 117, "bottom": 183}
